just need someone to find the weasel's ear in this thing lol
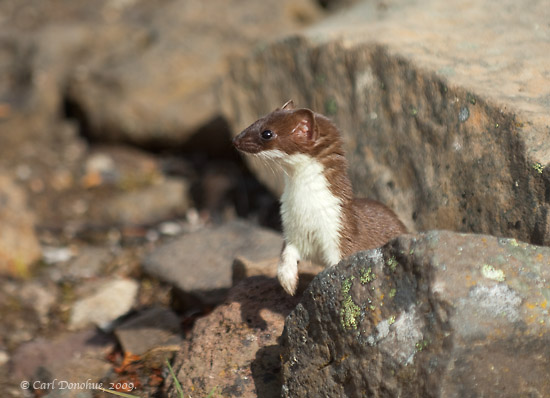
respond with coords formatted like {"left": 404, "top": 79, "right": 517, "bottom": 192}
{"left": 292, "top": 109, "right": 319, "bottom": 141}
{"left": 281, "top": 100, "right": 295, "bottom": 110}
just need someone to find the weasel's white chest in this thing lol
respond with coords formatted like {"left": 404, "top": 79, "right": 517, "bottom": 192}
{"left": 279, "top": 155, "right": 343, "bottom": 267}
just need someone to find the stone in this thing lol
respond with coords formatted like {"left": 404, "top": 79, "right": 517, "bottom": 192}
{"left": 281, "top": 231, "right": 550, "bottom": 397}
{"left": 65, "top": 0, "right": 322, "bottom": 147}
{"left": 142, "top": 220, "right": 283, "bottom": 307}
{"left": 0, "top": 173, "right": 42, "bottom": 276}
{"left": 81, "top": 145, "right": 161, "bottom": 189}
{"left": 69, "top": 278, "right": 139, "bottom": 331}
{"left": 220, "top": 0, "right": 550, "bottom": 245}
{"left": 232, "top": 256, "right": 324, "bottom": 289}
{"left": 114, "top": 307, "right": 182, "bottom": 356}
{"left": 93, "top": 176, "right": 191, "bottom": 226}
{"left": 10, "top": 329, "right": 114, "bottom": 383}
{"left": 165, "top": 276, "right": 301, "bottom": 398}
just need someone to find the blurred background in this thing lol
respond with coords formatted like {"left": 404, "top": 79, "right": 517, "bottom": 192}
{"left": 0, "top": 0, "right": 355, "bottom": 395}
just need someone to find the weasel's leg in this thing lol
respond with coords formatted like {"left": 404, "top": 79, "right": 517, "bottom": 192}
{"left": 277, "top": 242, "right": 300, "bottom": 296}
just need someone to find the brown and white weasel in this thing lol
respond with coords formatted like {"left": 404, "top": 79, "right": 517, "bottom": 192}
{"left": 233, "top": 100, "right": 406, "bottom": 295}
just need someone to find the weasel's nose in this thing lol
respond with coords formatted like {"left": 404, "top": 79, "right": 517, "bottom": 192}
{"left": 232, "top": 132, "right": 245, "bottom": 150}
{"left": 232, "top": 135, "right": 240, "bottom": 149}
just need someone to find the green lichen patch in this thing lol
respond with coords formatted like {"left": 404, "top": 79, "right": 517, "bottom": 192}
{"left": 532, "top": 162, "right": 544, "bottom": 174}
{"left": 342, "top": 276, "right": 355, "bottom": 294}
{"left": 387, "top": 256, "right": 398, "bottom": 272}
{"left": 360, "top": 267, "right": 376, "bottom": 284}
{"left": 415, "top": 339, "right": 429, "bottom": 352}
{"left": 389, "top": 288, "right": 397, "bottom": 298}
{"left": 341, "top": 295, "right": 362, "bottom": 331}
{"left": 481, "top": 264, "right": 506, "bottom": 282}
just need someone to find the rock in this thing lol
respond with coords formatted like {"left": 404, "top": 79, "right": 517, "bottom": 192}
{"left": 69, "top": 278, "right": 139, "bottom": 331}
{"left": 232, "top": 256, "right": 324, "bottom": 289}
{"left": 281, "top": 231, "right": 550, "bottom": 397}
{"left": 65, "top": 0, "right": 322, "bottom": 147}
{"left": 220, "top": 0, "right": 550, "bottom": 245}
{"left": 165, "top": 276, "right": 301, "bottom": 398}
{"left": 142, "top": 220, "right": 283, "bottom": 307}
{"left": 93, "top": 176, "right": 191, "bottom": 226}
{"left": 0, "top": 173, "right": 42, "bottom": 276}
{"left": 114, "top": 307, "right": 182, "bottom": 356}
{"left": 10, "top": 329, "right": 114, "bottom": 383}
{"left": 81, "top": 145, "right": 161, "bottom": 189}
{"left": 57, "top": 246, "right": 112, "bottom": 281}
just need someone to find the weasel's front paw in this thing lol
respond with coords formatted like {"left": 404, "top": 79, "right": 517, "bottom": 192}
{"left": 277, "top": 260, "right": 298, "bottom": 296}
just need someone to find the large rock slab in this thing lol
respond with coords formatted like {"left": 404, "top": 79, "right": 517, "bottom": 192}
{"left": 65, "top": 0, "right": 322, "bottom": 146}
{"left": 281, "top": 231, "right": 550, "bottom": 397}
{"left": 220, "top": 0, "right": 550, "bottom": 245}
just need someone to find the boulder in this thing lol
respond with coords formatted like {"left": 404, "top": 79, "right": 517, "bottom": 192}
{"left": 65, "top": 0, "right": 322, "bottom": 146}
{"left": 165, "top": 276, "right": 301, "bottom": 398}
{"left": 281, "top": 231, "right": 550, "bottom": 397}
{"left": 220, "top": 0, "right": 550, "bottom": 245}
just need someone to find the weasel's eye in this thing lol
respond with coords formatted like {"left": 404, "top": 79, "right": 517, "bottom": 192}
{"left": 260, "top": 130, "right": 275, "bottom": 140}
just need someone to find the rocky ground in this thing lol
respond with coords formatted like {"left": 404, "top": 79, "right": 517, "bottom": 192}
{"left": 1, "top": 0, "right": 549, "bottom": 397}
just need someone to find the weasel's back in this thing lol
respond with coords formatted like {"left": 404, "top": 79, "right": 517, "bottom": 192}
{"left": 349, "top": 198, "right": 407, "bottom": 252}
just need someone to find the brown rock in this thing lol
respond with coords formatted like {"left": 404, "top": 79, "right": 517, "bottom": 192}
{"left": 0, "top": 173, "right": 41, "bottom": 276}
{"left": 65, "top": 0, "right": 322, "bottom": 146}
{"left": 165, "top": 276, "right": 301, "bottom": 398}
{"left": 281, "top": 231, "right": 550, "bottom": 397}
{"left": 220, "top": 0, "right": 550, "bottom": 245}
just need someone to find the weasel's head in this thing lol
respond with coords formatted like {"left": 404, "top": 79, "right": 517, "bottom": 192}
{"left": 232, "top": 100, "right": 320, "bottom": 161}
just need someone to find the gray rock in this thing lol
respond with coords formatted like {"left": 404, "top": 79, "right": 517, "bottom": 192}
{"left": 0, "top": 172, "right": 41, "bottom": 276}
{"left": 114, "top": 307, "right": 182, "bottom": 356}
{"left": 142, "top": 220, "right": 283, "bottom": 307}
{"left": 165, "top": 276, "right": 301, "bottom": 398}
{"left": 281, "top": 231, "right": 550, "bottom": 397}
{"left": 220, "top": 0, "right": 550, "bottom": 245}
{"left": 69, "top": 278, "right": 139, "bottom": 331}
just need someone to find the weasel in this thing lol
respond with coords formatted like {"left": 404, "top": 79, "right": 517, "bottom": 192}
{"left": 233, "top": 100, "right": 407, "bottom": 295}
